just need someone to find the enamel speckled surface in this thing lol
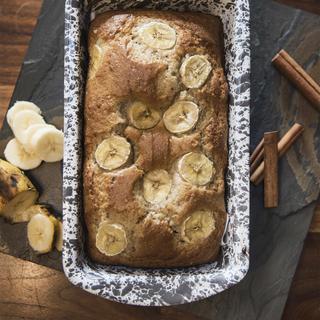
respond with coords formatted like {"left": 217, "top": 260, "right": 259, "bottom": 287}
{"left": 63, "top": 0, "right": 250, "bottom": 306}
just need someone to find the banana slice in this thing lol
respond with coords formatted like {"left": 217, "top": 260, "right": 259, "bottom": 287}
{"left": 8, "top": 204, "right": 50, "bottom": 224}
{"left": 89, "top": 42, "right": 104, "bottom": 79}
{"left": 96, "top": 221, "right": 127, "bottom": 256}
{"left": 7, "top": 101, "right": 41, "bottom": 128}
{"left": 128, "top": 101, "right": 161, "bottom": 130}
{"left": 139, "top": 22, "right": 176, "bottom": 50}
{"left": 178, "top": 152, "right": 214, "bottom": 185}
{"left": 163, "top": 101, "right": 199, "bottom": 133}
{"left": 27, "top": 213, "right": 55, "bottom": 254}
{"left": 180, "top": 55, "right": 212, "bottom": 88}
{"left": 95, "top": 136, "right": 131, "bottom": 170}
{"left": 143, "top": 169, "right": 172, "bottom": 203}
{"left": 4, "top": 138, "right": 42, "bottom": 170}
{"left": 24, "top": 124, "right": 55, "bottom": 153}
{"left": 28, "top": 126, "right": 64, "bottom": 162}
{"left": 12, "top": 110, "right": 45, "bottom": 145}
{"left": 182, "top": 210, "right": 215, "bottom": 243}
{"left": 55, "top": 220, "right": 63, "bottom": 252}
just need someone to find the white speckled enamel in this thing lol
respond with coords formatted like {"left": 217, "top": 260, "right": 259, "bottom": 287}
{"left": 63, "top": 0, "right": 250, "bottom": 306}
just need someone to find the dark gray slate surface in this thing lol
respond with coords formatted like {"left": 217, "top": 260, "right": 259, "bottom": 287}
{"left": 0, "top": 0, "right": 64, "bottom": 269}
{"left": 0, "top": 0, "right": 319, "bottom": 318}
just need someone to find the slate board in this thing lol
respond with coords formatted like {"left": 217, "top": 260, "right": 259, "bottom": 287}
{"left": 0, "top": 0, "right": 64, "bottom": 269}
{"left": 0, "top": 0, "right": 319, "bottom": 318}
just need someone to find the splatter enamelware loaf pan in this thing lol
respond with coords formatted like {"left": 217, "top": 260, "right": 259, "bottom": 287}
{"left": 63, "top": 0, "right": 250, "bottom": 306}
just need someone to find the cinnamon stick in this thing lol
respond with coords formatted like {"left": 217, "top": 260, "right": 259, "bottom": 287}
{"left": 250, "top": 137, "right": 264, "bottom": 173}
{"left": 263, "top": 132, "right": 279, "bottom": 208}
{"left": 278, "top": 123, "right": 304, "bottom": 156}
{"left": 272, "top": 50, "right": 320, "bottom": 112}
{"left": 250, "top": 123, "right": 304, "bottom": 185}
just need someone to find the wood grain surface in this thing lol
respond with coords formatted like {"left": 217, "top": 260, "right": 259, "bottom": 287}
{"left": 282, "top": 232, "right": 320, "bottom": 320}
{"left": 0, "top": 0, "right": 42, "bottom": 114}
{"left": 0, "top": 252, "right": 204, "bottom": 320}
{"left": 0, "top": 0, "right": 319, "bottom": 319}
{"left": 309, "top": 205, "right": 320, "bottom": 233}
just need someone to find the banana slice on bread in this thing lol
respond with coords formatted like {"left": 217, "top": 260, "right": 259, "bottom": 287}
{"left": 139, "top": 22, "right": 176, "bottom": 50}
{"left": 163, "top": 101, "right": 199, "bottom": 133}
{"left": 178, "top": 152, "right": 214, "bottom": 185}
{"left": 128, "top": 101, "right": 161, "bottom": 130}
{"left": 182, "top": 210, "right": 215, "bottom": 243}
{"left": 89, "top": 43, "right": 104, "bottom": 79}
{"left": 95, "top": 136, "right": 131, "bottom": 170}
{"left": 96, "top": 221, "right": 127, "bottom": 256}
{"left": 180, "top": 55, "right": 212, "bottom": 88}
{"left": 143, "top": 169, "right": 172, "bottom": 203}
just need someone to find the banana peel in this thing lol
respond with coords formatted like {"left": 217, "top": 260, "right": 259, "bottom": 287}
{"left": 0, "top": 158, "right": 63, "bottom": 253}
{"left": 0, "top": 158, "right": 39, "bottom": 222}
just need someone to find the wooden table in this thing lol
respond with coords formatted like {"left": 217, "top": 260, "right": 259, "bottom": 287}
{"left": 0, "top": 1, "right": 319, "bottom": 319}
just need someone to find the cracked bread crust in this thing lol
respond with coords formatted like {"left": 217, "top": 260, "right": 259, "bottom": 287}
{"left": 84, "top": 10, "right": 228, "bottom": 267}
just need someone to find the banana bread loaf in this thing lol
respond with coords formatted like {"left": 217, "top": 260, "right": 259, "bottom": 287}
{"left": 83, "top": 10, "right": 228, "bottom": 267}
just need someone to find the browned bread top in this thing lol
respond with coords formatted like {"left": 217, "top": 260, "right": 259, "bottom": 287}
{"left": 83, "top": 10, "right": 228, "bottom": 267}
